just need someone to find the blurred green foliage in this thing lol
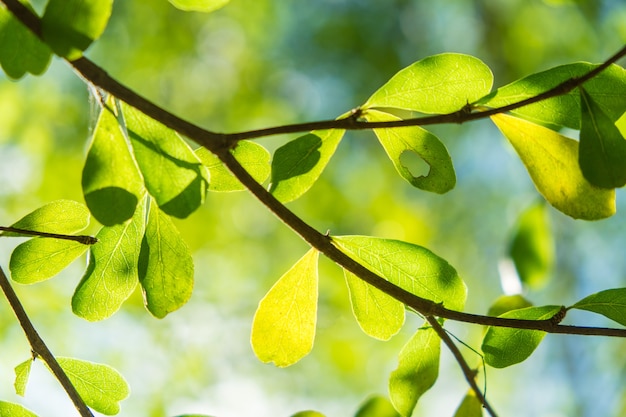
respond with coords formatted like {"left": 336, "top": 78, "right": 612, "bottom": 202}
{"left": 1, "top": 1, "right": 625, "bottom": 416}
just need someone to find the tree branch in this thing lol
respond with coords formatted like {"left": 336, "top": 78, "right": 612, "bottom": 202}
{"left": 0, "top": 226, "right": 98, "bottom": 245}
{"left": 0, "top": 266, "right": 94, "bottom": 417}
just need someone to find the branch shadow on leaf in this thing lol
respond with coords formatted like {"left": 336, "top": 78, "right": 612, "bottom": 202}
{"left": 271, "top": 133, "right": 323, "bottom": 184}
{"left": 84, "top": 187, "right": 138, "bottom": 226}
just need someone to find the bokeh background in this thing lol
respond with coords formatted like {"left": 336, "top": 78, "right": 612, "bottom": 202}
{"left": 1, "top": 0, "right": 626, "bottom": 416}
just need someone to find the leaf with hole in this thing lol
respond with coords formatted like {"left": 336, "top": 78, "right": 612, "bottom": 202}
{"left": 365, "top": 109, "right": 455, "bottom": 193}
{"left": 482, "top": 305, "right": 562, "bottom": 368}
{"left": 333, "top": 236, "right": 466, "bottom": 311}
{"left": 138, "top": 200, "right": 194, "bottom": 318}
{"left": 579, "top": 87, "right": 626, "bottom": 189}
{"left": 0, "top": 401, "right": 37, "bottom": 417}
{"left": 478, "top": 63, "right": 626, "bottom": 129}
{"left": 571, "top": 288, "right": 626, "bottom": 327}
{"left": 364, "top": 53, "right": 493, "bottom": 114}
{"left": 0, "top": 1, "right": 51, "bottom": 79}
{"left": 72, "top": 200, "right": 145, "bottom": 321}
{"left": 196, "top": 141, "right": 270, "bottom": 192}
{"left": 168, "top": 0, "right": 230, "bottom": 12}
{"left": 491, "top": 113, "right": 615, "bottom": 220}
{"left": 508, "top": 202, "right": 554, "bottom": 289}
{"left": 270, "top": 129, "right": 345, "bottom": 203}
{"left": 251, "top": 249, "right": 319, "bottom": 367}
{"left": 83, "top": 99, "right": 145, "bottom": 226}
{"left": 14, "top": 359, "right": 32, "bottom": 397}
{"left": 123, "top": 104, "right": 209, "bottom": 218}
{"left": 389, "top": 326, "right": 440, "bottom": 417}
{"left": 10, "top": 239, "right": 88, "bottom": 284}
{"left": 56, "top": 357, "right": 129, "bottom": 415}
{"left": 344, "top": 270, "right": 404, "bottom": 340}
{"left": 42, "top": 0, "right": 113, "bottom": 60}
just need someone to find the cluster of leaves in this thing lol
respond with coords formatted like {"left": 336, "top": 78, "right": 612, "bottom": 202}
{"left": 0, "top": 0, "right": 626, "bottom": 416}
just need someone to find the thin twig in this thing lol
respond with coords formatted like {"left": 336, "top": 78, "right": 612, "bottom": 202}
{"left": 0, "top": 266, "right": 94, "bottom": 417}
{"left": 426, "top": 316, "right": 498, "bottom": 417}
{"left": 0, "top": 226, "right": 98, "bottom": 245}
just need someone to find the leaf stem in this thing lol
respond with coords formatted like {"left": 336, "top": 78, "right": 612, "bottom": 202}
{"left": 0, "top": 266, "right": 94, "bottom": 417}
{"left": 0, "top": 226, "right": 98, "bottom": 245}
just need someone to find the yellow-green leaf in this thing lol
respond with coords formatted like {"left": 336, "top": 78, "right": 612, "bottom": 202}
{"left": 0, "top": 401, "right": 37, "bottom": 417}
{"left": 487, "top": 295, "right": 533, "bottom": 318}
{"left": 5, "top": 200, "right": 90, "bottom": 237}
{"left": 344, "top": 270, "right": 404, "bottom": 340}
{"left": 354, "top": 395, "right": 400, "bottom": 417}
{"left": 364, "top": 53, "right": 493, "bottom": 114}
{"left": 491, "top": 113, "right": 615, "bottom": 220}
{"left": 138, "top": 200, "right": 194, "bottom": 318}
{"left": 571, "top": 288, "right": 626, "bottom": 327}
{"left": 389, "top": 326, "right": 440, "bottom": 417}
{"left": 14, "top": 359, "right": 32, "bottom": 397}
{"left": 251, "top": 249, "right": 319, "bottom": 367}
{"left": 579, "top": 87, "right": 626, "bottom": 188}
{"left": 366, "top": 109, "right": 455, "bottom": 193}
{"left": 56, "top": 357, "right": 129, "bottom": 415}
{"left": 168, "top": 0, "right": 230, "bottom": 13}
{"left": 453, "top": 391, "right": 483, "bottom": 417}
{"left": 83, "top": 100, "right": 144, "bottom": 226}
{"left": 10, "top": 239, "right": 88, "bottom": 284}
{"left": 196, "top": 140, "right": 270, "bottom": 192}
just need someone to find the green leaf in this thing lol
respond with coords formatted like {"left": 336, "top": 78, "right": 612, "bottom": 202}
{"left": 364, "top": 53, "right": 493, "bottom": 114}
{"left": 491, "top": 113, "right": 615, "bottom": 220}
{"left": 270, "top": 129, "right": 345, "bottom": 203}
{"left": 579, "top": 87, "right": 626, "bottom": 188}
{"left": 333, "top": 236, "right": 466, "bottom": 311}
{"left": 10, "top": 239, "right": 88, "bottom": 284}
{"left": 122, "top": 104, "right": 209, "bottom": 219}
{"left": 14, "top": 359, "right": 32, "bottom": 397}
{"left": 508, "top": 202, "right": 554, "bottom": 289}
{"left": 138, "top": 200, "right": 194, "bottom": 318}
{"left": 389, "top": 326, "right": 440, "bottom": 417}
{"left": 478, "top": 63, "right": 626, "bottom": 129}
{"left": 453, "top": 391, "right": 483, "bottom": 417}
{"left": 41, "top": 0, "right": 113, "bottom": 60}
{"left": 487, "top": 295, "right": 533, "bottom": 318}
{"left": 481, "top": 305, "right": 562, "bottom": 368}
{"left": 72, "top": 200, "right": 145, "bottom": 321}
{"left": 4, "top": 200, "right": 90, "bottom": 237}
{"left": 0, "top": 401, "right": 37, "bottom": 417}
{"left": 344, "top": 270, "right": 404, "bottom": 340}
{"left": 290, "top": 412, "right": 325, "bottom": 417}
{"left": 365, "top": 109, "right": 455, "bottom": 194}
{"left": 571, "top": 288, "right": 626, "bottom": 327}
{"left": 196, "top": 140, "right": 270, "bottom": 192}
{"left": 354, "top": 395, "right": 400, "bottom": 417}
{"left": 56, "top": 357, "right": 129, "bottom": 415}
{"left": 251, "top": 249, "right": 319, "bottom": 367}
{"left": 83, "top": 101, "right": 145, "bottom": 226}
{"left": 0, "top": 1, "right": 51, "bottom": 79}
{"left": 168, "top": 0, "right": 230, "bottom": 13}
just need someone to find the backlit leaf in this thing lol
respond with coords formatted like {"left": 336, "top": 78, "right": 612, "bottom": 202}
{"left": 72, "top": 200, "right": 145, "bottom": 321}
{"left": 366, "top": 109, "right": 455, "bottom": 193}
{"left": 138, "top": 200, "right": 194, "bottom": 318}
{"left": 10, "top": 239, "right": 88, "bottom": 284}
{"left": 5, "top": 200, "right": 90, "bottom": 237}
{"left": 333, "top": 236, "right": 466, "bottom": 311}
{"left": 389, "top": 326, "right": 440, "bottom": 417}
{"left": 571, "top": 288, "right": 626, "bottom": 327}
{"left": 487, "top": 295, "right": 533, "bottom": 318}
{"left": 196, "top": 140, "right": 270, "bottom": 192}
{"left": 56, "top": 357, "right": 129, "bottom": 415}
{"left": 42, "top": 0, "right": 113, "bottom": 60}
{"left": 14, "top": 359, "right": 32, "bottom": 397}
{"left": 491, "top": 113, "right": 615, "bottom": 220}
{"left": 83, "top": 100, "right": 145, "bottom": 226}
{"left": 168, "top": 0, "right": 230, "bottom": 12}
{"left": 364, "top": 53, "right": 493, "bottom": 114}
{"left": 270, "top": 129, "right": 345, "bottom": 203}
{"left": 123, "top": 104, "right": 209, "bottom": 218}
{"left": 290, "top": 412, "right": 325, "bottom": 417}
{"left": 0, "top": 1, "right": 51, "bottom": 79}
{"left": 478, "top": 63, "right": 626, "bottom": 129}
{"left": 251, "top": 249, "right": 319, "bottom": 367}
{"left": 354, "top": 395, "right": 400, "bottom": 417}
{"left": 482, "top": 305, "right": 562, "bottom": 368}
{"left": 579, "top": 87, "right": 626, "bottom": 188}
{"left": 508, "top": 202, "right": 554, "bottom": 289}
{"left": 0, "top": 401, "right": 37, "bottom": 417}
{"left": 344, "top": 270, "right": 404, "bottom": 340}
{"left": 453, "top": 391, "right": 483, "bottom": 417}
